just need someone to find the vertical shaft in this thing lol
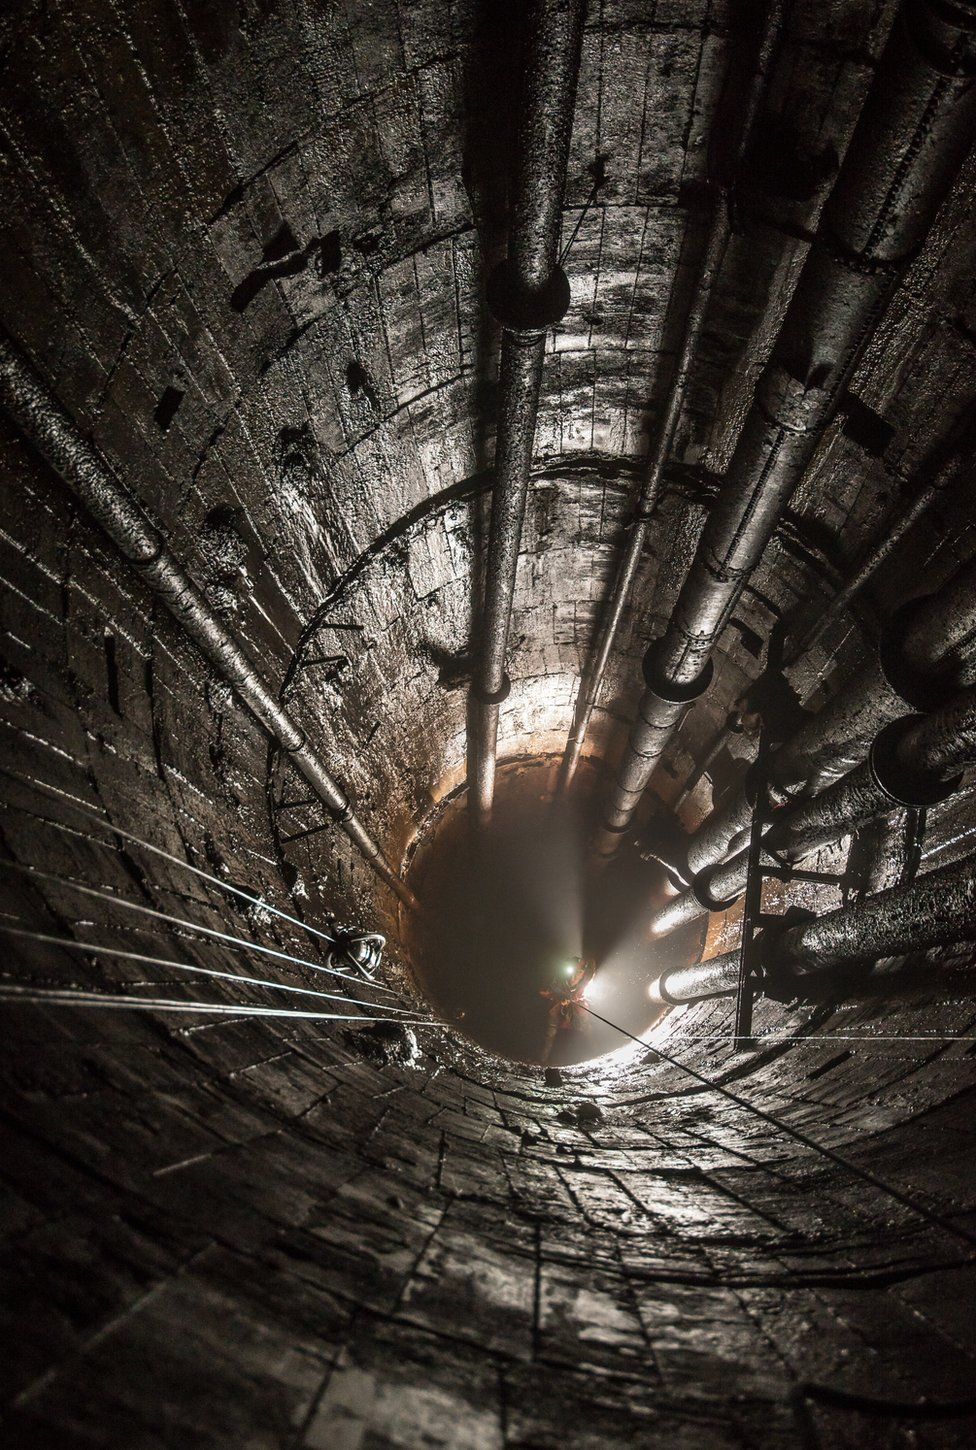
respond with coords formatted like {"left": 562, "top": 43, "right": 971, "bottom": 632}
{"left": 468, "top": 0, "right": 586, "bottom": 821}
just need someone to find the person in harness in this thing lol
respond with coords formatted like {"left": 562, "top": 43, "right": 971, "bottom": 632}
{"left": 540, "top": 956, "right": 595, "bottom": 1064}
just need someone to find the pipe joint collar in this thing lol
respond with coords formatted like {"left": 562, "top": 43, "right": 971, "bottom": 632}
{"left": 757, "top": 365, "right": 832, "bottom": 434}
{"left": 878, "top": 598, "right": 959, "bottom": 711}
{"left": 869, "top": 715, "right": 962, "bottom": 808}
{"left": 472, "top": 672, "right": 512, "bottom": 707}
{"left": 758, "top": 907, "right": 816, "bottom": 999}
{"left": 486, "top": 259, "right": 571, "bottom": 333}
{"left": 642, "top": 642, "right": 714, "bottom": 703}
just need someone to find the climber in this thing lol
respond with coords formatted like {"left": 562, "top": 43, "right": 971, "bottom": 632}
{"left": 540, "top": 956, "right": 596, "bottom": 1064}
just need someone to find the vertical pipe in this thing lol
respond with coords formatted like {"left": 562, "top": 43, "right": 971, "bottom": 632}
{"left": 558, "top": 0, "right": 786, "bottom": 793}
{"left": 598, "top": 0, "right": 976, "bottom": 851}
{"left": 0, "top": 339, "right": 419, "bottom": 912}
{"left": 468, "top": 0, "right": 586, "bottom": 821}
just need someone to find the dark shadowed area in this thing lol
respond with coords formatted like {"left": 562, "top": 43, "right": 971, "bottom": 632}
{"left": 405, "top": 759, "right": 703, "bottom": 1062}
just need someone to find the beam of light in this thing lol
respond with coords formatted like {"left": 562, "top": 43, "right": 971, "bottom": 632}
{"left": 0, "top": 766, "right": 345, "bottom": 951}
{"left": 579, "top": 1001, "right": 976, "bottom": 1251}
{"left": 581, "top": 974, "right": 604, "bottom": 1004}
{"left": 0, "top": 981, "right": 440, "bottom": 1024}
{"left": 535, "top": 796, "right": 583, "bottom": 957}
{"left": 0, "top": 859, "right": 394, "bottom": 990}
{"left": 0, "top": 924, "right": 423, "bottom": 1015}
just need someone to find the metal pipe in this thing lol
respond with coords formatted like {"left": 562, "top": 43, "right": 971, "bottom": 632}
{"left": 786, "top": 431, "right": 973, "bottom": 664}
{"left": 468, "top": 0, "right": 585, "bottom": 820}
{"left": 687, "top": 550, "right": 976, "bottom": 877}
{"left": 650, "top": 952, "right": 741, "bottom": 1006}
{"left": 599, "top": 0, "right": 976, "bottom": 851}
{"left": 0, "top": 339, "right": 419, "bottom": 912}
{"left": 781, "top": 851, "right": 976, "bottom": 973}
{"left": 781, "top": 553, "right": 976, "bottom": 794}
{"left": 649, "top": 850, "right": 976, "bottom": 1004}
{"left": 653, "top": 681, "right": 976, "bottom": 937}
{"left": 850, "top": 811, "right": 909, "bottom": 901}
{"left": 557, "top": 1, "right": 786, "bottom": 795}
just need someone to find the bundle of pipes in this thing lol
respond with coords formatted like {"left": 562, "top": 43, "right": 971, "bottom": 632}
{"left": 597, "top": 0, "right": 976, "bottom": 856}
{"left": 467, "top": 0, "right": 585, "bottom": 821}
{"left": 650, "top": 850, "right": 976, "bottom": 1007}
{"left": 785, "top": 414, "right": 976, "bottom": 664}
{"left": 687, "top": 551, "right": 976, "bottom": 881}
{"left": 652, "top": 679, "right": 976, "bottom": 938}
{"left": 556, "top": 0, "right": 786, "bottom": 793}
{"left": 0, "top": 340, "right": 419, "bottom": 912}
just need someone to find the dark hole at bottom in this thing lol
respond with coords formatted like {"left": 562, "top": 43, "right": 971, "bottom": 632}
{"left": 404, "top": 758, "right": 704, "bottom": 1065}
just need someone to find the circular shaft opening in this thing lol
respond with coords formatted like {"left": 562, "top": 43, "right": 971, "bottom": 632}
{"left": 404, "top": 758, "right": 704, "bottom": 1063}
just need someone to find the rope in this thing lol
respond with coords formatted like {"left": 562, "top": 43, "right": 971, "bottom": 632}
{"left": 581, "top": 1003, "right": 976, "bottom": 1250}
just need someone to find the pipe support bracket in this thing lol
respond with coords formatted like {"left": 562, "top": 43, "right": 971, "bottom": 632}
{"left": 470, "top": 673, "right": 512, "bottom": 707}
{"left": 868, "top": 714, "right": 962, "bottom": 807}
{"left": 486, "top": 260, "right": 571, "bottom": 333}
{"left": 641, "top": 642, "right": 714, "bottom": 702}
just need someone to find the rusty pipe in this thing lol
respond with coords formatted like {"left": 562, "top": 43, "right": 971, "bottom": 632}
{"left": 557, "top": 2, "right": 787, "bottom": 795}
{"left": 781, "top": 851, "right": 976, "bottom": 973}
{"left": 649, "top": 850, "right": 976, "bottom": 1004}
{"left": 786, "top": 427, "right": 974, "bottom": 664}
{"left": 687, "top": 550, "right": 976, "bottom": 879}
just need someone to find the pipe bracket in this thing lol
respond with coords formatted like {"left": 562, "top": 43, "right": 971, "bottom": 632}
{"left": 486, "top": 259, "right": 571, "bottom": 333}
{"left": 868, "top": 715, "right": 962, "bottom": 808}
{"left": 471, "top": 672, "right": 512, "bottom": 707}
{"left": 642, "top": 643, "right": 714, "bottom": 703}
{"left": 758, "top": 907, "right": 816, "bottom": 998}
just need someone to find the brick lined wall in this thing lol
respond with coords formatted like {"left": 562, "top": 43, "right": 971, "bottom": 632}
{"left": 2, "top": 0, "right": 976, "bottom": 1444}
